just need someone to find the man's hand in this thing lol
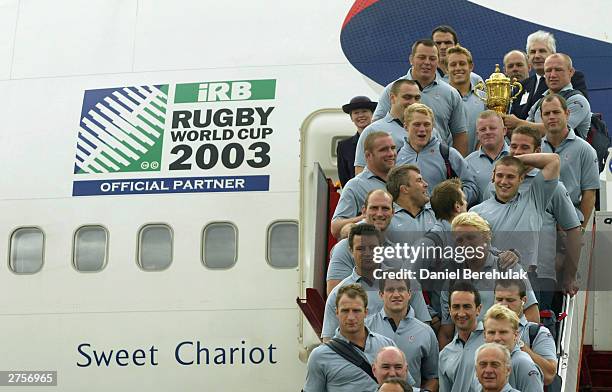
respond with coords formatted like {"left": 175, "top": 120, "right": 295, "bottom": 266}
{"left": 562, "top": 276, "right": 579, "bottom": 297}
{"left": 498, "top": 250, "right": 519, "bottom": 269}
{"left": 502, "top": 114, "right": 523, "bottom": 130}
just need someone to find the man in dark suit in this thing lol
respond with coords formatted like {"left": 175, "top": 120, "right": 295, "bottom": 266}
{"left": 509, "top": 30, "right": 588, "bottom": 120}
{"left": 337, "top": 96, "right": 377, "bottom": 187}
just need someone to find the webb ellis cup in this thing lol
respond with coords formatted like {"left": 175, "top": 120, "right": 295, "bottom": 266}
{"left": 473, "top": 64, "right": 523, "bottom": 113}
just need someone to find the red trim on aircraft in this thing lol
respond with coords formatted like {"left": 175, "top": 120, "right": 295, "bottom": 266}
{"left": 342, "top": 0, "right": 379, "bottom": 28}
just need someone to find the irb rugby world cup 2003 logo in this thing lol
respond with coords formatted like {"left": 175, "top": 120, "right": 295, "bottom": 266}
{"left": 74, "top": 84, "right": 169, "bottom": 174}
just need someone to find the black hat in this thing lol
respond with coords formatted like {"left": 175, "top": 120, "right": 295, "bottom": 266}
{"left": 342, "top": 96, "right": 377, "bottom": 114}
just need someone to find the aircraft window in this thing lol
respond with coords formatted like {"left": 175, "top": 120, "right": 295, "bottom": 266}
{"left": 137, "top": 224, "right": 173, "bottom": 271}
{"left": 266, "top": 221, "right": 298, "bottom": 268}
{"left": 202, "top": 222, "right": 238, "bottom": 269}
{"left": 10, "top": 227, "right": 44, "bottom": 274}
{"left": 73, "top": 226, "right": 108, "bottom": 272}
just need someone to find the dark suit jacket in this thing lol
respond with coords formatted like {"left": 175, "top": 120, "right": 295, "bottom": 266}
{"left": 337, "top": 132, "right": 359, "bottom": 187}
{"left": 510, "top": 70, "right": 588, "bottom": 119}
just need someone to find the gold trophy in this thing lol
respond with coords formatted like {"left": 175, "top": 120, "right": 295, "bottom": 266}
{"left": 473, "top": 64, "right": 523, "bottom": 113}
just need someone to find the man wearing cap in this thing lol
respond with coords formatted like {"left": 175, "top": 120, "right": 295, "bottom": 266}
{"left": 338, "top": 96, "right": 377, "bottom": 187}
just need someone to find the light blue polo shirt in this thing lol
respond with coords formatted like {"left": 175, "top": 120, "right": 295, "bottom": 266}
{"left": 470, "top": 171, "right": 558, "bottom": 269}
{"left": 439, "top": 252, "right": 537, "bottom": 325}
{"left": 466, "top": 143, "right": 510, "bottom": 203}
{"left": 367, "top": 308, "right": 439, "bottom": 386}
{"left": 542, "top": 127, "right": 600, "bottom": 221}
{"left": 528, "top": 84, "right": 591, "bottom": 138}
{"left": 326, "top": 237, "right": 394, "bottom": 282}
{"left": 521, "top": 168, "right": 580, "bottom": 280}
{"left": 439, "top": 322, "right": 485, "bottom": 392}
{"left": 303, "top": 328, "right": 394, "bottom": 392}
{"left": 461, "top": 88, "right": 487, "bottom": 153}
{"left": 354, "top": 113, "right": 406, "bottom": 168}
{"left": 396, "top": 135, "right": 480, "bottom": 205}
{"left": 386, "top": 204, "right": 437, "bottom": 245}
{"left": 441, "top": 70, "right": 484, "bottom": 89}
{"left": 508, "top": 346, "right": 544, "bottom": 392}
{"left": 373, "top": 71, "right": 467, "bottom": 147}
{"left": 518, "top": 315, "right": 557, "bottom": 361}
{"left": 321, "top": 269, "right": 432, "bottom": 338}
{"left": 332, "top": 166, "right": 386, "bottom": 221}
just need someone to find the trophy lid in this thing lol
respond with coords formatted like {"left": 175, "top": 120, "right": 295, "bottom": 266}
{"left": 487, "top": 64, "right": 511, "bottom": 82}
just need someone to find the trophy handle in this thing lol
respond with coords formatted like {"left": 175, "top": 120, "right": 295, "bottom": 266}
{"left": 473, "top": 81, "right": 487, "bottom": 103}
{"left": 510, "top": 80, "right": 523, "bottom": 101}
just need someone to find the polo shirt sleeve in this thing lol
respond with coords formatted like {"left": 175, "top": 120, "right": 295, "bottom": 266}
{"left": 440, "top": 282, "right": 452, "bottom": 325}
{"left": 326, "top": 241, "right": 354, "bottom": 281}
{"left": 438, "top": 350, "right": 453, "bottom": 392}
{"left": 421, "top": 327, "right": 440, "bottom": 380}
{"left": 449, "top": 90, "right": 467, "bottom": 134}
{"left": 449, "top": 147, "right": 480, "bottom": 205}
{"left": 566, "top": 95, "right": 591, "bottom": 132}
{"left": 528, "top": 171, "right": 558, "bottom": 213}
{"left": 354, "top": 126, "right": 372, "bottom": 168}
{"left": 411, "top": 290, "right": 433, "bottom": 322}
{"left": 533, "top": 325, "right": 558, "bottom": 361}
{"left": 373, "top": 82, "right": 393, "bottom": 121}
{"left": 332, "top": 183, "right": 360, "bottom": 220}
{"left": 514, "top": 355, "right": 544, "bottom": 392}
{"left": 551, "top": 183, "right": 581, "bottom": 230}
{"left": 303, "top": 347, "right": 327, "bottom": 392}
{"left": 321, "top": 290, "right": 339, "bottom": 338}
{"left": 580, "top": 143, "right": 600, "bottom": 191}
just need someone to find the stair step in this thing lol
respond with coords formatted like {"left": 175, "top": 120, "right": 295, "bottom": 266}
{"left": 590, "top": 369, "right": 612, "bottom": 386}
{"left": 589, "top": 352, "right": 612, "bottom": 369}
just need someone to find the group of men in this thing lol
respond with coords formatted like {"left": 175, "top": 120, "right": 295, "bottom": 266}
{"left": 311, "top": 25, "right": 601, "bottom": 392}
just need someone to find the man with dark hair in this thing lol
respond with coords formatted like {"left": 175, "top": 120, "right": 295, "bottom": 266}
{"left": 384, "top": 163, "right": 437, "bottom": 245}
{"left": 439, "top": 281, "right": 485, "bottom": 392}
{"left": 373, "top": 39, "right": 468, "bottom": 156}
{"left": 331, "top": 132, "right": 396, "bottom": 239}
{"left": 470, "top": 152, "right": 560, "bottom": 276}
{"left": 323, "top": 224, "right": 431, "bottom": 339}
{"left": 367, "top": 277, "right": 439, "bottom": 391}
{"left": 494, "top": 279, "right": 558, "bottom": 385}
{"left": 509, "top": 125, "right": 582, "bottom": 304}
{"left": 337, "top": 96, "right": 377, "bottom": 187}
{"left": 355, "top": 80, "right": 421, "bottom": 175}
{"left": 430, "top": 25, "right": 483, "bottom": 86}
{"left": 540, "top": 94, "right": 599, "bottom": 230}
{"left": 304, "top": 284, "right": 395, "bottom": 392}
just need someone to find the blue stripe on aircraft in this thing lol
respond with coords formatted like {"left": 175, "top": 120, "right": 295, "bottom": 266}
{"left": 340, "top": 0, "right": 612, "bottom": 120}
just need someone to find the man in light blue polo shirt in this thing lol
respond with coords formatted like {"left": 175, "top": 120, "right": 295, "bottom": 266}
{"left": 322, "top": 224, "right": 432, "bottom": 339}
{"left": 483, "top": 305, "right": 544, "bottom": 392}
{"left": 494, "top": 279, "right": 558, "bottom": 385}
{"left": 373, "top": 39, "right": 468, "bottom": 156}
{"left": 384, "top": 164, "right": 437, "bottom": 246}
{"left": 396, "top": 103, "right": 479, "bottom": 205}
{"left": 438, "top": 281, "right": 485, "bottom": 392}
{"left": 327, "top": 189, "right": 395, "bottom": 294}
{"left": 431, "top": 25, "right": 483, "bottom": 87}
{"left": 354, "top": 80, "right": 421, "bottom": 174}
{"left": 331, "top": 132, "right": 396, "bottom": 239}
{"left": 540, "top": 94, "right": 599, "bottom": 228}
{"left": 503, "top": 53, "right": 591, "bottom": 138}
{"left": 437, "top": 212, "right": 538, "bottom": 348}
{"left": 466, "top": 111, "right": 510, "bottom": 202}
{"left": 509, "top": 125, "right": 582, "bottom": 302}
{"left": 304, "top": 284, "right": 395, "bottom": 392}
{"left": 469, "top": 152, "right": 560, "bottom": 273}
{"left": 367, "top": 277, "right": 439, "bottom": 391}
{"left": 446, "top": 45, "right": 486, "bottom": 153}
{"left": 475, "top": 343, "right": 521, "bottom": 392}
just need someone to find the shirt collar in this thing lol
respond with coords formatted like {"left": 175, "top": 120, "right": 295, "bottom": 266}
{"left": 543, "top": 126, "right": 577, "bottom": 145}
{"left": 546, "top": 83, "right": 574, "bottom": 95}
{"left": 407, "top": 68, "right": 439, "bottom": 87}
{"left": 478, "top": 142, "right": 510, "bottom": 160}
{"left": 381, "top": 307, "right": 412, "bottom": 322}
